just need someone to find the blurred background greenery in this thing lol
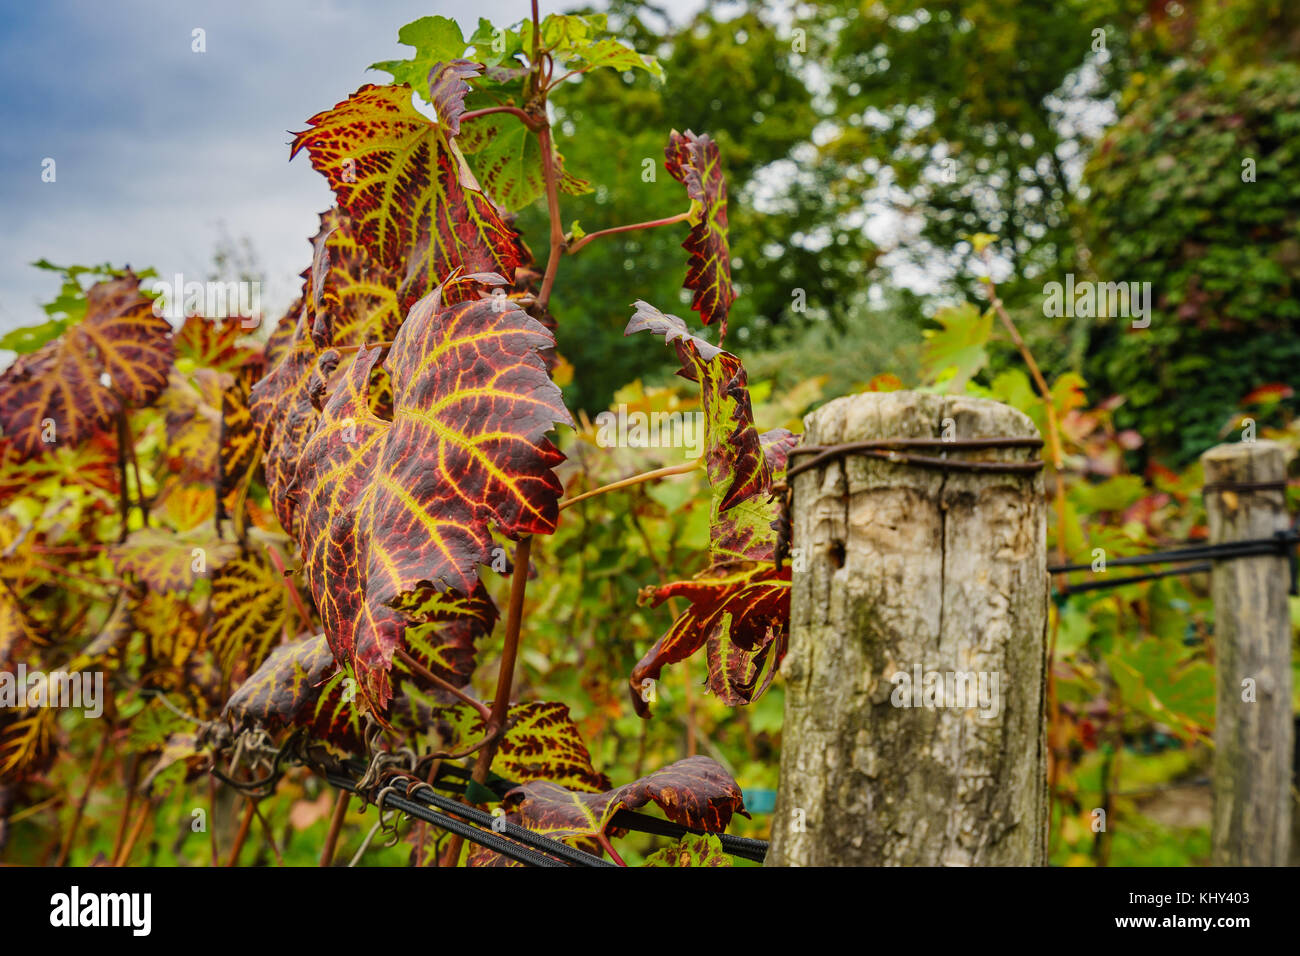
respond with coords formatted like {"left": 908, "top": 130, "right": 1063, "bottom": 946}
{"left": 539, "top": 0, "right": 1299, "bottom": 467}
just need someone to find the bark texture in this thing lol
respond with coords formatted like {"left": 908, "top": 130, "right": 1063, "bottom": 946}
{"left": 767, "top": 391, "right": 1048, "bottom": 866}
{"left": 1203, "top": 439, "right": 1293, "bottom": 866}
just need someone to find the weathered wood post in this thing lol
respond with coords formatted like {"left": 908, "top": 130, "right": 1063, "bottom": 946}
{"left": 768, "top": 392, "right": 1048, "bottom": 866}
{"left": 1201, "top": 439, "right": 1293, "bottom": 866}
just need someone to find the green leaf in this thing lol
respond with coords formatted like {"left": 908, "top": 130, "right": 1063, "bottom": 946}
{"left": 0, "top": 320, "right": 71, "bottom": 354}
{"left": 1106, "top": 636, "right": 1213, "bottom": 740}
{"left": 1069, "top": 475, "right": 1146, "bottom": 514}
{"left": 644, "top": 833, "right": 732, "bottom": 866}
{"left": 920, "top": 301, "right": 992, "bottom": 390}
{"left": 520, "top": 13, "right": 663, "bottom": 80}
{"left": 369, "top": 16, "right": 467, "bottom": 96}
{"left": 467, "top": 18, "right": 524, "bottom": 68}
{"left": 459, "top": 110, "right": 590, "bottom": 210}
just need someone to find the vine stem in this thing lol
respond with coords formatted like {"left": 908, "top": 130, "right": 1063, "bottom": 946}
{"left": 595, "top": 830, "right": 627, "bottom": 866}
{"left": 566, "top": 211, "right": 692, "bottom": 254}
{"left": 114, "top": 412, "right": 131, "bottom": 542}
{"left": 394, "top": 647, "right": 492, "bottom": 723}
{"left": 55, "top": 724, "right": 111, "bottom": 866}
{"left": 263, "top": 543, "right": 313, "bottom": 633}
{"left": 441, "top": 534, "right": 533, "bottom": 866}
{"left": 116, "top": 406, "right": 149, "bottom": 527}
{"left": 559, "top": 459, "right": 702, "bottom": 511}
{"left": 320, "top": 790, "right": 350, "bottom": 867}
{"left": 459, "top": 104, "right": 540, "bottom": 129}
{"left": 225, "top": 801, "right": 256, "bottom": 867}
{"left": 208, "top": 778, "right": 220, "bottom": 866}
{"left": 114, "top": 798, "right": 154, "bottom": 866}
{"left": 979, "top": 263, "right": 1067, "bottom": 568}
{"left": 252, "top": 801, "right": 284, "bottom": 866}
{"left": 535, "top": 125, "right": 566, "bottom": 313}
{"left": 110, "top": 756, "right": 140, "bottom": 862}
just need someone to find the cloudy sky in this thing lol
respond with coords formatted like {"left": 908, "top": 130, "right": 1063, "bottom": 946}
{"left": 0, "top": 0, "right": 705, "bottom": 336}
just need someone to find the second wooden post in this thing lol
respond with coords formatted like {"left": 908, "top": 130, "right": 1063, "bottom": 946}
{"left": 1202, "top": 439, "right": 1293, "bottom": 866}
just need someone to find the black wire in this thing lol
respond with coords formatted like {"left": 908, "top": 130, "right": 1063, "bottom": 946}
{"left": 1049, "top": 530, "right": 1299, "bottom": 595}
{"left": 407, "top": 782, "right": 617, "bottom": 868}
{"left": 1048, "top": 533, "right": 1297, "bottom": 574}
{"left": 365, "top": 760, "right": 772, "bottom": 863}
{"left": 1054, "top": 563, "right": 1212, "bottom": 594}
{"left": 433, "top": 762, "right": 771, "bottom": 863}
{"left": 325, "top": 772, "right": 585, "bottom": 868}
{"left": 606, "top": 809, "right": 769, "bottom": 863}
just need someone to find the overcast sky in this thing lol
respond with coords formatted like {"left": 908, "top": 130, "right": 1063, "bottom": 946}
{"left": 0, "top": 0, "right": 706, "bottom": 336}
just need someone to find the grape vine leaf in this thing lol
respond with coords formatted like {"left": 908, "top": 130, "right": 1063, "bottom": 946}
{"left": 207, "top": 554, "right": 292, "bottom": 678}
{"left": 626, "top": 301, "right": 767, "bottom": 512}
{"left": 311, "top": 209, "right": 405, "bottom": 350}
{"left": 664, "top": 130, "right": 736, "bottom": 336}
{"left": 449, "top": 700, "right": 610, "bottom": 792}
{"left": 222, "top": 632, "right": 336, "bottom": 728}
{"left": 249, "top": 307, "right": 325, "bottom": 535}
{"left": 519, "top": 14, "right": 663, "bottom": 79}
{"left": 174, "top": 315, "right": 259, "bottom": 377}
{"left": 0, "top": 273, "right": 173, "bottom": 459}
{"left": 644, "top": 833, "right": 732, "bottom": 867}
{"left": 110, "top": 528, "right": 238, "bottom": 595}
{"left": 427, "top": 60, "right": 482, "bottom": 137}
{"left": 292, "top": 276, "right": 568, "bottom": 708}
{"left": 920, "top": 301, "right": 993, "bottom": 390}
{"left": 710, "top": 427, "right": 798, "bottom": 564}
{"left": 458, "top": 108, "right": 591, "bottom": 212}
{"left": 369, "top": 16, "right": 470, "bottom": 95}
{"left": 502, "top": 755, "right": 748, "bottom": 841}
{"left": 224, "top": 591, "right": 495, "bottom": 751}
{"left": 632, "top": 565, "right": 790, "bottom": 712}
{"left": 290, "top": 84, "right": 523, "bottom": 307}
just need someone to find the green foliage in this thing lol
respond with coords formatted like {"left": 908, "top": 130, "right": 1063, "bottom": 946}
{"left": 369, "top": 15, "right": 470, "bottom": 92}
{"left": 0, "top": 260, "right": 158, "bottom": 353}
{"left": 1081, "top": 61, "right": 1300, "bottom": 462}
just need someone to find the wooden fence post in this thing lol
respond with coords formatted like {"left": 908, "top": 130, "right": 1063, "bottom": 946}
{"left": 1202, "top": 439, "right": 1293, "bottom": 866}
{"left": 768, "top": 391, "right": 1048, "bottom": 866}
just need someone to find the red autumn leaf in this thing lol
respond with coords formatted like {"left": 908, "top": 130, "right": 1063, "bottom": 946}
{"left": 222, "top": 633, "right": 336, "bottom": 729}
{"left": 292, "top": 276, "right": 568, "bottom": 709}
{"left": 626, "top": 301, "right": 768, "bottom": 513}
{"left": 174, "top": 315, "right": 260, "bottom": 377}
{"left": 501, "top": 755, "right": 748, "bottom": 841}
{"left": 361, "top": 281, "right": 570, "bottom": 593}
{"left": 454, "top": 700, "right": 610, "bottom": 793}
{"left": 310, "top": 209, "right": 405, "bottom": 351}
{"left": 264, "top": 306, "right": 300, "bottom": 368}
{"left": 289, "top": 84, "right": 523, "bottom": 308}
{"left": 0, "top": 273, "right": 172, "bottom": 459}
{"left": 0, "top": 431, "right": 118, "bottom": 510}
{"left": 249, "top": 308, "right": 328, "bottom": 535}
{"left": 632, "top": 564, "right": 790, "bottom": 713}
{"left": 710, "top": 427, "right": 798, "bottom": 564}
{"left": 249, "top": 219, "right": 346, "bottom": 536}
{"left": 427, "top": 60, "right": 482, "bottom": 138}
{"left": 664, "top": 130, "right": 736, "bottom": 337}
{"left": 218, "top": 377, "right": 258, "bottom": 515}
{"left": 223, "top": 588, "right": 494, "bottom": 751}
